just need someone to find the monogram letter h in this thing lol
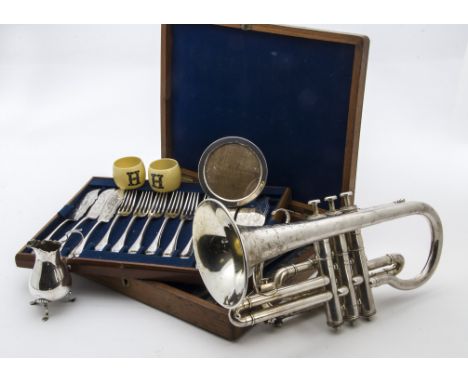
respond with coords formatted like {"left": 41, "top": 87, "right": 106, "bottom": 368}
{"left": 126, "top": 171, "right": 141, "bottom": 186}
{"left": 151, "top": 174, "right": 164, "bottom": 189}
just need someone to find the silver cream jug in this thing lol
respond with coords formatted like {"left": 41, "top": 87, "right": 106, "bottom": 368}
{"left": 27, "top": 237, "right": 78, "bottom": 321}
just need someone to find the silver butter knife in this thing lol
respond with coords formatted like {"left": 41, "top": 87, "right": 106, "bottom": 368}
{"left": 71, "top": 189, "right": 122, "bottom": 256}
{"left": 50, "top": 189, "right": 101, "bottom": 241}
{"left": 235, "top": 197, "right": 270, "bottom": 227}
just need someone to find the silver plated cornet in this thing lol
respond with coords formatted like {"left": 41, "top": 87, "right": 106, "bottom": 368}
{"left": 192, "top": 192, "right": 443, "bottom": 329}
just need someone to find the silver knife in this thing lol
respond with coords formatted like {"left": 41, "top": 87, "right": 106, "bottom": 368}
{"left": 71, "top": 189, "right": 123, "bottom": 256}
{"left": 50, "top": 189, "right": 101, "bottom": 241}
{"left": 235, "top": 197, "right": 270, "bottom": 227}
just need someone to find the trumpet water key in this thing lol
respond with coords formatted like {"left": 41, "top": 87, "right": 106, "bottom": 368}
{"left": 192, "top": 192, "right": 443, "bottom": 329}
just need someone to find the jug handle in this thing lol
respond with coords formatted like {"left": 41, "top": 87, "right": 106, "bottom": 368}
{"left": 59, "top": 229, "right": 84, "bottom": 260}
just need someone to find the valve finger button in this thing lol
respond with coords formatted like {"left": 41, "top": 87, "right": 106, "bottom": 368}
{"left": 324, "top": 195, "right": 337, "bottom": 212}
{"left": 307, "top": 199, "right": 321, "bottom": 216}
{"left": 339, "top": 191, "right": 357, "bottom": 212}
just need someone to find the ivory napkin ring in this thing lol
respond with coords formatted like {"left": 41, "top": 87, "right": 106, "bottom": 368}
{"left": 148, "top": 158, "right": 181, "bottom": 193}
{"left": 113, "top": 156, "right": 146, "bottom": 190}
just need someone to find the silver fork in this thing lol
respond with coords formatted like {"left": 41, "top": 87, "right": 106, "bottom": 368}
{"left": 162, "top": 192, "right": 199, "bottom": 257}
{"left": 179, "top": 193, "right": 206, "bottom": 258}
{"left": 94, "top": 191, "right": 137, "bottom": 251}
{"left": 111, "top": 191, "right": 152, "bottom": 253}
{"left": 145, "top": 191, "right": 183, "bottom": 255}
{"left": 128, "top": 192, "right": 166, "bottom": 254}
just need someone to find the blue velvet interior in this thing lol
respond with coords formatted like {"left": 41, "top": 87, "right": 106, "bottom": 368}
{"left": 169, "top": 25, "right": 356, "bottom": 203}
{"left": 32, "top": 177, "right": 286, "bottom": 269}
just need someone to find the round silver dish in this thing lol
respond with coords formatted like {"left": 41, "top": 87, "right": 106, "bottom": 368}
{"left": 198, "top": 136, "right": 268, "bottom": 208}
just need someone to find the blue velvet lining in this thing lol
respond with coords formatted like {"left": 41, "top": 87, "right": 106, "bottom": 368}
{"left": 169, "top": 25, "right": 355, "bottom": 202}
{"left": 32, "top": 177, "right": 286, "bottom": 269}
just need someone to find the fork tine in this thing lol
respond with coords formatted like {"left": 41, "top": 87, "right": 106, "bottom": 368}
{"left": 167, "top": 192, "right": 177, "bottom": 211}
{"left": 127, "top": 191, "right": 138, "bottom": 213}
{"left": 159, "top": 193, "right": 168, "bottom": 213}
{"left": 155, "top": 193, "right": 165, "bottom": 214}
{"left": 144, "top": 192, "right": 152, "bottom": 211}
{"left": 154, "top": 193, "right": 162, "bottom": 213}
{"left": 173, "top": 192, "right": 184, "bottom": 213}
{"left": 189, "top": 192, "right": 197, "bottom": 213}
{"left": 143, "top": 192, "right": 152, "bottom": 213}
{"left": 118, "top": 191, "right": 130, "bottom": 213}
{"left": 150, "top": 193, "right": 162, "bottom": 213}
{"left": 140, "top": 192, "right": 150, "bottom": 213}
{"left": 148, "top": 192, "right": 156, "bottom": 212}
{"left": 121, "top": 191, "right": 129, "bottom": 205}
{"left": 183, "top": 193, "right": 192, "bottom": 215}
{"left": 169, "top": 191, "right": 180, "bottom": 213}
{"left": 133, "top": 192, "right": 142, "bottom": 211}
{"left": 174, "top": 191, "right": 182, "bottom": 206}
{"left": 191, "top": 192, "right": 199, "bottom": 213}
{"left": 179, "top": 192, "right": 186, "bottom": 210}
{"left": 181, "top": 192, "right": 191, "bottom": 215}
{"left": 135, "top": 191, "right": 147, "bottom": 211}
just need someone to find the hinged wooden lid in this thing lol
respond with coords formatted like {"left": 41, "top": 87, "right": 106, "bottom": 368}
{"left": 161, "top": 24, "right": 369, "bottom": 203}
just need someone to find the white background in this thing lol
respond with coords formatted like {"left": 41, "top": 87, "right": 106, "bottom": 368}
{"left": 0, "top": 24, "right": 467, "bottom": 357}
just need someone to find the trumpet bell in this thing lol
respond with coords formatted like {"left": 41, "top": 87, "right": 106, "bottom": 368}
{"left": 193, "top": 199, "right": 249, "bottom": 308}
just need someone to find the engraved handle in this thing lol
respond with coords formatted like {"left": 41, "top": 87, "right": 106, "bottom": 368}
{"left": 111, "top": 216, "right": 136, "bottom": 253}
{"left": 128, "top": 217, "right": 152, "bottom": 254}
{"left": 145, "top": 217, "right": 169, "bottom": 255}
{"left": 94, "top": 216, "right": 119, "bottom": 251}
{"left": 162, "top": 219, "right": 185, "bottom": 257}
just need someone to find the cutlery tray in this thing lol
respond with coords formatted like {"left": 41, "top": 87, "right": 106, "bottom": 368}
{"left": 15, "top": 175, "right": 291, "bottom": 284}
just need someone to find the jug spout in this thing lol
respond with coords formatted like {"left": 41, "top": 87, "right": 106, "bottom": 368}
{"left": 27, "top": 239, "right": 62, "bottom": 261}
